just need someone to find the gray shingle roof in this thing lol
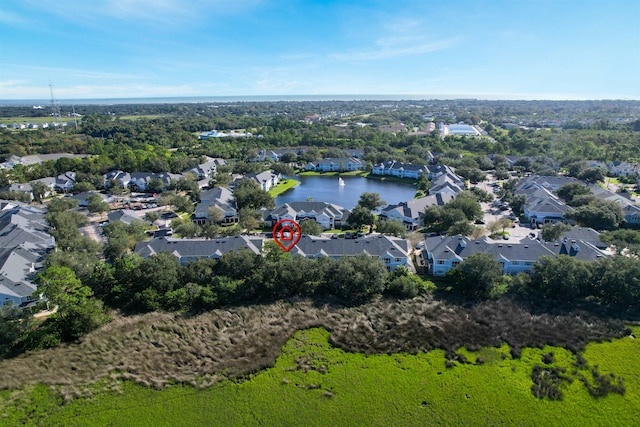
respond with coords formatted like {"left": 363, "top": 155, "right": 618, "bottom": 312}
{"left": 195, "top": 187, "right": 236, "bottom": 218}
{"left": 269, "top": 201, "right": 348, "bottom": 219}
{"left": 381, "top": 193, "right": 454, "bottom": 221}
{"left": 425, "top": 233, "right": 609, "bottom": 266}
{"left": 290, "top": 234, "right": 410, "bottom": 259}
{"left": 107, "top": 209, "right": 142, "bottom": 225}
{"left": 135, "top": 235, "right": 263, "bottom": 259}
{"left": 0, "top": 203, "right": 53, "bottom": 303}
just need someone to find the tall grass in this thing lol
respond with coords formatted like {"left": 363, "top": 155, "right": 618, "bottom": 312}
{"left": 0, "top": 298, "right": 628, "bottom": 397}
{"left": 1, "top": 326, "right": 638, "bottom": 426}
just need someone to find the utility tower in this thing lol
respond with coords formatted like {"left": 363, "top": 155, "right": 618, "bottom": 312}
{"left": 49, "top": 81, "right": 62, "bottom": 131}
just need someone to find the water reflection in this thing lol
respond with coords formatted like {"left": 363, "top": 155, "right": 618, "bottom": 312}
{"left": 275, "top": 175, "right": 416, "bottom": 209}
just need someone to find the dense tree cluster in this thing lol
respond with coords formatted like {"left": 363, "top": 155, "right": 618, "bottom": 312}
{"left": 447, "top": 254, "right": 640, "bottom": 309}
{"left": 96, "top": 248, "right": 434, "bottom": 313}
{"left": 423, "top": 191, "right": 483, "bottom": 235}
{"left": 565, "top": 199, "right": 625, "bottom": 230}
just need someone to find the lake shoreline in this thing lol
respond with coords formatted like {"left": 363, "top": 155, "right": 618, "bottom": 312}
{"left": 275, "top": 173, "right": 417, "bottom": 208}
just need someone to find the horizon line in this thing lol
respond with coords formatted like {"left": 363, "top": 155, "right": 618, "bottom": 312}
{"left": 1, "top": 94, "right": 639, "bottom": 105}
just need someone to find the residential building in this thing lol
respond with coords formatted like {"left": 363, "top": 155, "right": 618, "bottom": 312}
{"left": 518, "top": 175, "right": 580, "bottom": 193}
{"left": 107, "top": 209, "right": 142, "bottom": 225}
{"left": 516, "top": 177, "right": 577, "bottom": 226}
{"left": 289, "top": 234, "right": 413, "bottom": 272}
{"left": 623, "top": 204, "right": 640, "bottom": 226}
{"left": 54, "top": 171, "right": 76, "bottom": 193}
{"left": 423, "top": 234, "right": 607, "bottom": 277}
{"left": 517, "top": 175, "right": 640, "bottom": 227}
{"left": 0, "top": 202, "right": 55, "bottom": 307}
{"left": 379, "top": 193, "right": 455, "bottom": 230}
{"left": 608, "top": 161, "right": 640, "bottom": 177}
{"left": 305, "top": 157, "right": 365, "bottom": 172}
{"left": 30, "top": 177, "right": 56, "bottom": 195}
{"left": 0, "top": 183, "right": 33, "bottom": 200}
{"left": 184, "top": 158, "right": 226, "bottom": 180}
{"left": 104, "top": 170, "right": 132, "bottom": 188}
{"left": 129, "top": 172, "right": 182, "bottom": 191}
{"left": 371, "top": 161, "right": 429, "bottom": 179}
{"left": 103, "top": 171, "right": 181, "bottom": 191}
{"left": 0, "top": 153, "right": 86, "bottom": 169}
{"left": 194, "top": 186, "right": 237, "bottom": 224}
{"left": 428, "top": 170, "right": 466, "bottom": 196}
{"left": 256, "top": 150, "right": 281, "bottom": 162}
{"left": 243, "top": 171, "right": 280, "bottom": 191}
{"left": 265, "top": 201, "right": 350, "bottom": 230}
{"left": 71, "top": 191, "right": 112, "bottom": 207}
{"left": 134, "top": 235, "right": 263, "bottom": 264}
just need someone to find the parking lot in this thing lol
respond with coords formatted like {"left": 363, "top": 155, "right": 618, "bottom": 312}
{"left": 479, "top": 201, "right": 537, "bottom": 242}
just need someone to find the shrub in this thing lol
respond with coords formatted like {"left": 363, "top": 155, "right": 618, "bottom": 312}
{"left": 530, "top": 365, "right": 573, "bottom": 401}
{"left": 577, "top": 367, "right": 626, "bottom": 398}
{"left": 542, "top": 352, "right": 555, "bottom": 364}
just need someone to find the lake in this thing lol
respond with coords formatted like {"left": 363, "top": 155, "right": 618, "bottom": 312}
{"left": 275, "top": 175, "right": 417, "bottom": 209}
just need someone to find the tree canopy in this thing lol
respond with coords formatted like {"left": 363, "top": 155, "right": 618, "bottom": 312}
{"left": 233, "top": 179, "right": 275, "bottom": 210}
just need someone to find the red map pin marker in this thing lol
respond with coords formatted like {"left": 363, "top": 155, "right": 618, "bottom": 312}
{"left": 272, "top": 219, "right": 301, "bottom": 252}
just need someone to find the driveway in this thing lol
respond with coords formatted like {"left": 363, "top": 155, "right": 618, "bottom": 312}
{"left": 80, "top": 224, "right": 107, "bottom": 244}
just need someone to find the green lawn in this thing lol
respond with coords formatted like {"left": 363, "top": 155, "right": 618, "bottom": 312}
{"left": 1, "top": 326, "right": 638, "bottom": 426}
{"left": 268, "top": 178, "right": 300, "bottom": 197}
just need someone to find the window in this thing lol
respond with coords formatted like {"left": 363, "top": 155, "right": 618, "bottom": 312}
{"left": 394, "top": 257, "right": 402, "bottom": 263}
{"left": 437, "top": 260, "right": 445, "bottom": 265}
{"left": 451, "top": 261, "right": 460, "bottom": 267}
{"left": 511, "top": 260, "right": 520, "bottom": 266}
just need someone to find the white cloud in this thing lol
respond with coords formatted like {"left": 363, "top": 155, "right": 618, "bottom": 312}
{"left": 0, "top": 10, "right": 26, "bottom": 25}
{"left": 3, "top": 64, "right": 141, "bottom": 81}
{"left": 330, "top": 37, "right": 460, "bottom": 61}
{"left": 26, "top": 0, "right": 262, "bottom": 26}
{"left": 0, "top": 81, "right": 227, "bottom": 99}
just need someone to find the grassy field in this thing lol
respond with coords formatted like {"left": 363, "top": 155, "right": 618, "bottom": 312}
{"left": 0, "top": 324, "right": 637, "bottom": 426}
{"left": 0, "top": 116, "right": 78, "bottom": 125}
{"left": 268, "top": 178, "right": 300, "bottom": 196}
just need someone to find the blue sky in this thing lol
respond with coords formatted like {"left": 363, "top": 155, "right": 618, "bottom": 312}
{"left": 1, "top": 0, "right": 638, "bottom": 100}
